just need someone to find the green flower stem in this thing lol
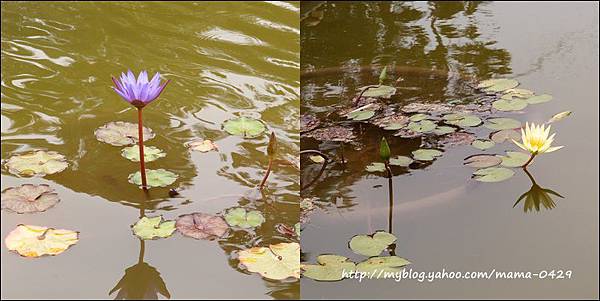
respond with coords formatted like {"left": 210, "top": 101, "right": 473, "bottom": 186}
{"left": 137, "top": 108, "right": 148, "bottom": 190}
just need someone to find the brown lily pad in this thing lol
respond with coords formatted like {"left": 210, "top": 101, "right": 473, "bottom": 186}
{"left": 371, "top": 113, "right": 410, "bottom": 130}
{"left": 175, "top": 213, "right": 228, "bottom": 240}
{"left": 393, "top": 128, "right": 422, "bottom": 138}
{"left": 439, "top": 132, "right": 476, "bottom": 146}
{"left": 490, "top": 129, "right": 521, "bottom": 143}
{"left": 305, "top": 126, "right": 356, "bottom": 142}
{"left": 401, "top": 102, "right": 453, "bottom": 115}
{"left": 1, "top": 184, "right": 60, "bottom": 214}
{"left": 463, "top": 154, "right": 502, "bottom": 168}
{"left": 300, "top": 114, "right": 320, "bottom": 133}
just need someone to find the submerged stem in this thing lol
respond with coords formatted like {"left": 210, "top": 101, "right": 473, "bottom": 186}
{"left": 137, "top": 108, "right": 148, "bottom": 190}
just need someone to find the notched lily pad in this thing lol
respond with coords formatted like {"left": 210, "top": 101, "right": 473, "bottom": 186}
{"left": 128, "top": 169, "right": 178, "bottom": 188}
{"left": 389, "top": 156, "right": 413, "bottom": 167}
{"left": 443, "top": 113, "right": 482, "bottom": 127}
{"left": 412, "top": 149, "right": 443, "bottom": 161}
{"left": 472, "top": 167, "right": 515, "bottom": 182}
{"left": 492, "top": 98, "right": 528, "bottom": 111}
{"left": 1, "top": 184, "right": 60, "bottom": 214}
{"left": 433, "top": 126, "right": 456, "bottom": 135}
{"left": 366, "top": 162, "right": 386, "bottom": 173}
{"left": 186, "top": 139, "right": 219, "bottom": 153}
{"left": 394, "top": 128, "right": 422, "bottom": 139}
{"left": 356, "top": 256, "right": 410, "bottom": 275}
{"left": 347, "top": 109, "right": 375, "bottom": 121}
{"left": 406, "top": 120, "right": 436, "bottom": 133}
{"left": 224, "top": 208, "right": 265, "bottom": 229}
{"left": 471, "top": 139, "right": 495, "bottom": 150}
{"left": 484, "top": 118, "right": 521, "bottom": 130}
{"left": 95, "top": 121, "right": 154, "bottom": 146}
{"left": 121, "top": 145, "right": 166, "bottom": 162}
{"left": 302, "top": 254, "right": 356, "bottom": 282}
{"left": 463, "top": 154, "right": 502, "bottom": 168}
{"left": 222, "top": 117, "right": 267, "bottom": 138}
{"left": 176, "top": 212, "right": 228, "bottom": 240}
{"left": 349, "top": 231, "right": 396, "bottom": 257}
{"left": 490, "top": 129, "right": 521, "bottom": 143}
{"left": 132, "top": 216, "right": 176, "bottom": 240}
{"left": 4, "top": 150, "right": 68, "bottom": 177}
{"left": 479, "top": 79, "right": 519, "bottom": 92}
{"left": 525, "top": 94, "right": 553, "bottom": 104}
{"left": 305, "top": 126, "right": 356, "bottom": 142}
{"left": 439, "top": 132, "right": 476, "bottom": 146}
{"left": 238, "top": 242, "right": 300, "bottom": 280}
{"left": 358, "top": 85, "right": 397, "bottom": 99}
{"left": 5, "top": 224, "right": 79, "bottom": 257}
{"left": 409, "top": 113, "right": 429, "bottom": 122}
{"left": 401, "top": 103, "right": 453, "bottom": 114}
{"left": 499, "top": 151, "right": 530, "bottom": 168}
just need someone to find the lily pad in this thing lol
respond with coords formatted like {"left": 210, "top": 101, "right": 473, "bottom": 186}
{"left": 502, "top": 88, "right": 534, "bottom": 99}
{"left": 366, "top": 162, "right": 386, "bottom": 173}
{"left": 175, "top": 212, "right": 228, "bottom": 240}
{"left": 305, "top": 126, "right": 355, "bottom": 142}
{"left": 187, "top": 139, "right": 219, "bottom": 152}
{"left": 492, "top": 98, "right": 528, "bottom": 111}
{"left": 480, "top": 79, "right": 519, "bottom": 92}
{"left": 300, "top": 114, "right": 320, "bottom": 133}
{"left": 302, "top": 254, "right": 356, "bottom": 281}
{"left": 490, "top": 129, "right": 521, "bottom": 143}
{"left": 401, "top": 102, "right": 453, "bottom": 114}
{"left": 222, "top": 117, "right": 267, "bottom": 138}
{"left": 4, "top": 151, "right": 68, "bottom": 177}
{"left": 433, "top": 126, "right": 456, "bottom": 135}
{"left": 412, "top": 149, "right": 443, "bottom": 161}
{"left": 472, "top": 167, "right": 515, "bottom": 182}
{"left": 1, "top": 184, "right": 60, "bottom": 214}
{"left": 309, "top": 155, "right": 325, "bottom": 163}
{"left": 499, "top": 151, "right": 530, "bottom": 168}
{"left": 224, "top": 208, "right": 265, "bottom": 229}
{"left": 525, "top": 94, "right": 553, "bottom": 104}
{"left": 356, "top": 256, "right": 411, "bottom": 275}
{"left": 5, "top": 224, "right": 79, "bottom": 257}
{"left": 471, "top": 139, "right": 495, "bottom": 150}
{"left": 440, "top": 132, "right": 476, "bottom": 146}
{"left": 348, "top": 110, "right": 375, "bottom": 121}
{"left": 406, "top": 120, "right": 436, "bottom": 133}
{"left": 359, "top": 85, "right": 397, "bottom": 99}
{"left": 484, "top": 118, "right": 521, "bottom": 130}
{"left": 463, "top": 154, "right": 502, "bottom": 168}
{"left": 389, "top": 156, "right": 413, "bottom": 167}
{"left": 238, "top": 242, "right": 300, "bottom": 280}
{"left": 132, "top": 216, "right": 176, "bottom": 240}
{"left": 349, "top": 231, "right": 396, "bottom": 257}
{"left": 393, "top": 128, "right": 422, "bottom": 139}
{"left": 121, "top": 145, "right": 166, "bottom": 162}
{"left": 409, "top": 113, "right": 429, "bottom": 122}
{"left": 128, "top": 169, "right": 178, "bottom": 188}
{"left": 443, "top": 113, "right": 482, "bottom": 127}
{"left": 95, "top": 121, "right": 154, "bottom": 146}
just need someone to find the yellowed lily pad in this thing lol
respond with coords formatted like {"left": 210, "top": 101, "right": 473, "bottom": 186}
{"left": 238, "top": 242, "right": 300, "bottom": 280}
{"left": 349, "top": 231, "right": 396, "bottom": 257}
{"left": 5, "top": 224, "right": 79, "bottom": 257}
{"left": 187, "top": 139, "right": 219, "bottom": 153}
{"left": 95, "top": 121, "right": 154, "bottom": 146}
{"left": 121, "top": 145, "right": 166, "bottom": 162}
{"left": 356, "top": 256, "right": 411, "bottom": 275}
{"left": 1, "top": 184, "right": 60, "bottom": 214}
{"left": 4, "top": 151, "right": 68, "bottom": 177}
{"left": 412, "top": 149, "right": 443, "bottom": 161}
{"left": 359, "top": 85, "right": 397, "bottom": 99}
{"left": 302, "top": 254, "right": 356, "bottom": 281}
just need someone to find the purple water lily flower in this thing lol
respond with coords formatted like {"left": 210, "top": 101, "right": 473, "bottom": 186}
{"left": 112, "top": 70, "right": 170, "bottom": 108}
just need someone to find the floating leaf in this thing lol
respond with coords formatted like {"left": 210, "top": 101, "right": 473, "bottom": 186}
{"left": 525, "top": 94, "right": 553, "bottom": 104}
{"left": 409, "top": 113, "right": 428, "bottom": 122}
{"left": 238, "top": 242, "right": 300, "bottom": 280}
{"left": 302, "top": 254, "right": 356, "bottom": 281}
{"left": 490, "top": 129, "right": 521, "bottom": 143}
{"left": 502, "top": 88, "right": 534, "bottom": 99}
{"left": 187, "top": 139, "right": 219, "bottom": 152}
{"left": 440, "top": 132, "right": 476, "bottom": 146}
{"left": 547, "top": 111, "right": 572, "bottom": 124}
{"left": 401, "top": 102, "right": 453, "bottom": 114}
{"left": 5, "top": 224, "right": 79, "bottom": 257}
{"left": 372, "top": 114, "right": 409, "bottom": 130}
{"left": 175, "top": 212, "right": 228, "bottom": 240}
{"left": 4, "top": 151, "right": 68, "bottom": 177}
{"left": 348, "top": 110, "right": 375, "bottom": 121}
{"left": 128, "top": 169, "right": 178, "bottom": 188}
{"left": 349, "top": 231, "right": 396, "bottom": 257}
{"left": 1, "top": 184, "right": 60, "bottom": 214}
{"left": 481, "top": 79, "right": 519, "bottom": 92}
{"left": 389, "top": 156, "right": 413, "bottom": 167}
{"left": 382, "top": 123, "right": 405, "bottom": 130}
{"left": 471, "top": 139, "right": 495, "bottom": 150}
{"left": 132, "top": 216, "right": 176, "bottom": 240}
{"left": 433, "top": 126, "right": 456, "bottom": 135}
{"left": 356, "top": 256, "right": 410, "bottom": 275}
{"left": 463, "top": 154, "right": 502, "bottom": 168}
{"left": 484, "top": 118, "right": 521, "bottom": 130}
{"left": 477, "top": 78, "right": 508, "bottom": 88}
{"left": 224, "top": 208, "right": 265, "bottom": 229}
{"left": 492, "top": 98, "right": 528, "bottom": 111}
{"left": 443, "top": 113, "right": 482, "bottom": 127}
{"left": 359, "top": 85, "right": 397, "bottom": 98}
{"left": 222, "top": 117, "right": 267, "bottom": 138}
{"left": 407, "top": 120, "right": 436, "bottom": 133}
{"left": 412, "top": 149, "right": 443, "bottom": 161}
{"left": 394, "top": 128, "right": 422, "bottom": 139}
{"left": 300, "top": 114, "right": 320, "bottom": 133}
{"left": 309, "top": 155, "right": 325, "bottom": 163}
{"left": 366, "top": 162, "right": 386, "bottom": 172}
{"left": 473, "top": 167, "right": 515, "bottom": 182}
{"left": 121, "top": 145, "right": 166, "bottom": 162}
{"left": 499, "top": 151, "right": 530, "bottom": 168}
{"left": 95, "top": 121, "right": 154, "bottom": 146}
{"left": 305, "top": 126, "right": 355, "bottom": 142}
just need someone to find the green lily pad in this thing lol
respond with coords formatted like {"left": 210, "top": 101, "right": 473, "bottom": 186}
{"left": 128, "top": 169, "right": 178, "bottom": 188}
{"left": 433, "top": 126, "right": 456, "bottom": 135}
{"left": 355, "top": 256, "right": 411, "bottom": 275}
{"left": 409, "top": 113, "right": 429, "bottom": 122}
{"left": 132, "top": 216, "right": 176, "bottom": 240}
{"left": 222, "top": 117, "right": 267, "bottom": 138}
{"left": 224, "top": 208, "right": 265, "bottom": 229}
{"left": 471, "top": 139, "right": 495, "bottom": 150}
{"left": 463, "top": 154, "right": 502, "bottom": 168}
{"left": 407, "top": 120, "right": 436, "bottom": 133}
{"left": 4, "top": 151, "right": 68, "bottom": 177}
{"left": 121, "top": 145, "right": 166, "bottom": 162}
{"left": 492, "top": 98, "right": 528, "bottom": 111}
{"left": 490, "top": 129, "right": 521, "bottom": 143}
{"left": 383, "top": 123, "right": 406, "bottom": 130}
{"left": 443, "top": 113, "right": 482, "bottom": 127}
{"left": 501, "top": 88, "right": 534, "bottom": 99}
{"left": 499, "top": 151, "right": 530, "bottom": 168}
{"left": 412, "top": 149, "right": 443, "bottom": 161}
{"left": 473, "top": 167, "right": 515, "bottom": 182}
{"left": 95, "top": 121, "right": 154, "bottom": 146}
{"left": 366, "top": 162, "right": 386, "bottom": 172}
{"left": 480, "top": 79, "right": 519, "bottom": 92}
{"left": 359, "top": 85, "right": 397, "bottom": 98}
{"left": 484, "top": 118, "right": 521, "bottom": 130}
{"left": 525, "top": 94, "right": 553, "bottom": 104}
{"left": 302, "top": 255, "right": 356, "bottom": 282}
{"left": 349, "top": 231, "right": 396, "bottom": 257}
{"left": 348, "top": 110, "right": 375, "bottom": 121}
{"left": 389, "top": 156, "right": 413, "bottom": 167}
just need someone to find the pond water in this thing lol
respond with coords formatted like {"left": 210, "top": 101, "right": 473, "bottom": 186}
{"left": 300, "top": 2, "right": 598, "bottom": 299}
{"left": 1, "top": 2, "right": 299, "bottom": 299}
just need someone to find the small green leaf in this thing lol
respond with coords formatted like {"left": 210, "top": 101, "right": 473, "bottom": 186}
{"left": 443, "top": 113, "right": 482, "bottom": 127}
{"left": 471, "top": 139, "right": 495, "bottom": 150}
{"left": 490, "top": 129, "right": 521, "bottom": 143}
{"left": 492, "top": 98, "right": 528, "bottom": 111}
{"left": 389, "top": 156, "right": 413, "bottom": 167}
{"left": 128, "top": 169, "right": 178, "bottom": 188}
{"left": 349, "top": 231, "right": 396, "bottom": 257}
{"left": 433, "top": 126, "right": 456, "bottom": 135}
{"left": 499, "top": 151, "right": 530, "bottom": 168}
{"left": 407, "top": 120, "right": 436, "bottom": 133}
{"left": 366, "top": 162, "right": 386, "bottom": 172}
{"left": 302, "top": 255, "right": 356, "bottom": 282}
{"left": 484, "top": 118, "right": 521, "bottom": 130}
{"left": 481, "top": 79, "right": 519, "bottom": 92}
{"left": 348, "top": 110, "right": 375, "bottom": 121}
{"left": 412, "top": 149, "right": 443, "bottom": 161}
{"left": 355, "top": 256, "right": 410, "bottom": 275}
{"left": 223, "top": 117, "right": 267, "bottom": 138}
{"left": 359, "top": 85, "right": 397, "bottom": 98}
{"left": 472, "top": 167, "right": 515, "bottom": 182}
{"left": 409, "top": 113, "right": 428, "bottom": 122}
{"left": 132, "top": 216, "right": 176, "bottom": 240}
{"left": 121, "top": 145, "right": 166, "bottom": 162}
{"left": 224, "top": 208, "right": 265, "bottom": 229}
{"left": 525, "top": 94, "right": 553, "bottom": 104}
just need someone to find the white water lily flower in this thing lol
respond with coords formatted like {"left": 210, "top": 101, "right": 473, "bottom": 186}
{"left": 513, "top": 122, "right": 564, "bottom": 155}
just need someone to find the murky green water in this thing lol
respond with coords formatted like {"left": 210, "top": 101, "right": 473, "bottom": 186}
{"left": 2, "top": 1, "right": 299, "bottom": 299}
{"left": 300, "top": 2, "right": 598, "bottom": 299}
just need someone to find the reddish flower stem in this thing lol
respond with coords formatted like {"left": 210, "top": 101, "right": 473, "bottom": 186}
{"left": 137, "top": 108, "right": 148, "bottom": 190}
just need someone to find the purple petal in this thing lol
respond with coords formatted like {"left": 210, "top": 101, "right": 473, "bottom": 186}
{"left": 137, "top": 70, "right": 148, "bottom": 85}
{"left": 112, "top": 87, "right": 132, "bottom": 103}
